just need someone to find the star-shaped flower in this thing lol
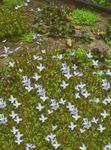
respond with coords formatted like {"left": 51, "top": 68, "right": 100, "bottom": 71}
{"left": 60, "top": 81, "right": 69, "bottom": 89}
{"left": 25, "top": 86, "right": 33, "bottom": 92}
{"left": 72, "top": 114, "right": 81, "bottom": 121}
{"left": 52, "top": 141, "right": 60, "bottom": 149}
{"left": 14, "top": 116, "right": 22, "bottom": 124}
{"left": 92, "top": 60, "right": 99, "bottom": 66}
{"left": 9, "top": 111, "right": 18, "bottom": 119}
{"left": 14, "top": 138, "right": 23, "bottom": 145}
{"left": 36, "top": 103, "right": 44, "bottom": 111}
{"left": 10, "top": 126, "right": 19, "bottom": 135}
{"left": 97, "top": 124, "right": 106, "bottom": 132}
{"left": 13, "top": 101, "right": 21, "bottom": 108}
{"left": 40, "top": 94, "right": 48, "bottom": 102}
{"left": 64, "top": 73, "right": 72, "bottom": 79}
{"left": 59, "top": 98, "right": 67, "bottom": 105}
{"left": 91, "top": 117, "right": 99, "bottom": 124}
{"left": 37, "top": 63, "right": 45, "bottom": 72}
{"left": 15, "top": 132, "right": 24, "bottom": 139}
{"left": 72, "top": 64, "right": 78, "bottom": 70}
{"left": 39, "top": 114, "right": 47, "bottom": 123}
{"left": 100, "top": 110, "right": 109, "bottom": 119}
{"left": 32, "top": 73, "right": 41, "bottom": 81}
{"left": 8, "top": 95, "right": 16, "bottom": 104}
{"left": 87, "top": 51, "right": 93, "bottom": 58}
{"left": 68, "top": 122, "right": 77, "bottom": 130}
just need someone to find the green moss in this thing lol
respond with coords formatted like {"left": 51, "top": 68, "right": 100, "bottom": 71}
{"left": 0, "top": 5, "right": 30, "bottom": 40}
{"left": 68, "top": 9, "right": 99, "bottom": 25}
{"left": 0, "top": 48, "right": 111, "bottom": 149}
{"left": 3, "top": 0, "right": 23, "bottom": 8}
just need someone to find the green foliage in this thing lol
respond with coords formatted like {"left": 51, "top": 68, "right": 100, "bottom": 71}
{"left": 3, "top": 0, "right": 23, "bottom": 8}
{"left": 68, "top": 9, "right": 99, "bottom": 25}
{"left": 106, "top": 21, "right": 111, "bottom": 39}
{"left": 0, "top": 48, "right": 111, "bottom": 149}
{"left": 91, "top": 0, "right": 111, "bottom": 6}
{"left": 16, "top": 32, "right": 36, "bottom": 43}
{"left": 0, "top": 6, "right": 30, "bottom": 40}
{"left": 33, "top": 3, "right": 75, "bottom": 38}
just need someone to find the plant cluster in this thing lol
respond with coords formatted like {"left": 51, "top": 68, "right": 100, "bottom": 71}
{"left": 0, "top": 5, "right": 30, "bottom": 40}
{"left": 33, "top": 3, "right": 75, "bottom": 38}
{"left": 91, "top": 0, "right": 111, "bottom": 6}
{"left": 3, "top": 0, "right": 23, "bottom": 8}
{"left": 68, "top": 9, "right": 99, "bottom": 25}
{"left": 0, "top": 47, "right": 111, "bottom": 149}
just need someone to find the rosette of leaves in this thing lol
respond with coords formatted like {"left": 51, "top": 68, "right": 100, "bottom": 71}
{"left": 0, "top": 5, "right": 31, "bottom": 40}
{"left": 33, "top": 3, "right": 75, "bottom": 38}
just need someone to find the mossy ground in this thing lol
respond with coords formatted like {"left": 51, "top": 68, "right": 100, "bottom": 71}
{"left": 0, "top": 48, "right": 111, "bottom": 149}
{"left": 0, "top": 0, "right": 111, "bottom": 150}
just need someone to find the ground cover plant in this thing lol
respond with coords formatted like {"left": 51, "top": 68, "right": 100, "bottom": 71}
{"left": 91, "top": 0, "right": 111, "bottom": 6}
{"left": 68, "top": 9, "right": 99, "bottom": 25}
{"left": 3, "top": 0, "right": 23, "bottom": 8}
{"left": 0, "top": 5, "right": 31, "bottom": 40}
{"left": 0, "top": 47, "right": 111, "bottom": 150}
{"left": 33, "top": 3, "right": 75, "bottom": 38}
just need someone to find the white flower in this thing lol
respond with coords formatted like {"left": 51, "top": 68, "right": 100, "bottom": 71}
{"left": 80, "top": 128, "right": 86, "bottom": 133}
{"left": 36, "top": 103, "right": 44, "bottom": 111}
{"left": 14, "top": 138, "right": 23, "bottom": 145}
{"left": 9, "top": 61, "right": 15, "bottom": 67}
{"left": 9, "top": 111, "right": 18, "bottom": 119}
{"left": 91, "top": 117, "right": 99, "bottom": 124}
{"left": 32, "top": 73, "right": 41, "bottom": 81}
{"left": 10, "top": 126, "right": 19, "bottom": 135}
{"left": 106, "top": 69, "right": 111, "bottom": 76}
{"left": 87, "top": 51, "right": 93, "bottom": 58}
{"left": 106, "top": 142, "right": 111, "bottom": 150}
{"left": 15, "top": 5, "right": 21, "bottom": 10}
{"left": 40, "top": 94, "right": 48, "bottom": 102}
{"left": 13, "top": 100, "right": 21, "bottom": 108}
{"left": 8, "top": 95, "right": 16, "bottom": 104}
{"left": 72, "top": 114, "right": 81, "bottom": 121}
{"left": 64, "top": 73, "right": 72, "bottom": 79}
{"left": 75, "top": 93, "right": 81, "bottom": 99}
{"left": 47, "top": 109, "right": 53, "bottom": 115}
{"left": 37, "top": 63, "right": 45, "bottom": 72}
{"left": 33, "top": 55, "right": 43, "bottom": 60}
{"left": 14, "top": 116, "right": 22, "bottom": 124}
{"left": 92, "top": 60, "right": 99, "bottom": 66}
{"left": 59, "top": 98, "right": 67, "bottom": 105}
{"left": 100, "top": 110, "right": 109, "bottom": 119}
{"left": 72, "top": 64, "right": 78, "bottom": 70}
{"left": 15, "top": 132, "right": 24, "bottom": 139}
{"left": 79, "top": 144, "right": 86, "bottom": 150}
{"left": 57, "top": 54, "right": 63, "bottom": 60}
{"left": 48, "top": 132, "right": 56, "bottom": 141}
{"left": 52, "top": 125, "right": 58, "bottom": 131}
{"left": 68, "top": 122, "right": 77, "bottom": 130}
{"left": 52, "top": 141, "right": 60, "bottom": 149}
{"left": 60, "top": 81, "right": 69, "bottom": 89}
{"left": 102, "top": 79, "right": 110, "bottom": 91}
{"left": 25, "top": 86, "right": 33, "bottom": 92}
{"left": 39, "top": 114, "right": 47, "bottom": 123}
{"left": 97, "top": 124, "right": 106, "bottom": 132}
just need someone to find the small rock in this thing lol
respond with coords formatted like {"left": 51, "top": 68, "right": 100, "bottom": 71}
{"left": 75, "top": 26, "right": 82, "bottom": 30}
{"left": 66, "top": 39, "right": 73, "bottom": 47}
